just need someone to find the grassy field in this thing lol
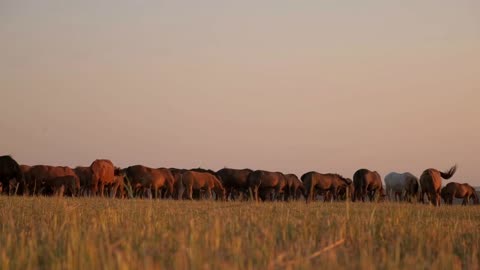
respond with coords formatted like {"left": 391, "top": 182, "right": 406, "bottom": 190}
{"left": 0, "top": 197, "right": 479, "bottom": 270}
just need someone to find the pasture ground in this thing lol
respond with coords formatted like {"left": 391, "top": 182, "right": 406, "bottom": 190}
{"left": 0, "top": 197, "right": 479, "bottom": 270}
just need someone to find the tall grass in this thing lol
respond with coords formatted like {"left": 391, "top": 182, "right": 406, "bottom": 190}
{"left": 0, "top": 197, "right": 478, "bottom": 269}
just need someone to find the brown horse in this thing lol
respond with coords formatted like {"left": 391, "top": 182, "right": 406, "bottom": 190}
{"left": 337, "top": 181, "right": 355, "bottom": 201}
{"left": 285, "top": 174, "right": 304, "bottom": 201}
{"left": 169, "top": 168, "right": 187, "bottom": 199}
{"left": 25, "top": 165, "right": 79, "bottom": 196}
{"left": 419, "top": 165, "right": 457, "bottom": 206}
{"left": 302, "top": 172, "right": 352, "bottom": 203}
{"left": 74, "top": 166, "right": 92, "bottom": 196}
{"left": 124, "top": 165, "right": 175, "bottom": 199}
{"left": 247, "top": 170, "right": 288, "bottom": 202}
{"left": 353, "top": 169, "right": 384, "bottom": 202}
{"left": 169, "top": 168, "right": 206, "bottom": 200}
{"left": 43, "top": 175, "right": 80, "bottom": 197}
{"left": 404, "top": 174, "right": 420, "bottom": 202}
{"left": 181, "top": 171, "right": 226, "bottom": 200}
{"left": 216, "top": 168, "right": 253, "bottom": 201}
{"left": 111, "top": 168, "right": 126, "bottom": 198}
{"left": 441, "top": 182, "right": 478, "bottom": 205}
{"left": 90, "top": 159, "right": 115, "bottom": 197}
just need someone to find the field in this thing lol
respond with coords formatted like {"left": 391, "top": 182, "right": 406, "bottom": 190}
{"left": 0, "top": 197, "right": 479, "bottom": 270}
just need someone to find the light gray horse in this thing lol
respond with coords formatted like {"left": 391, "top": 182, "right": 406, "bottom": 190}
{"left": 385, "top": 172, "right": 419, "bottom": 202}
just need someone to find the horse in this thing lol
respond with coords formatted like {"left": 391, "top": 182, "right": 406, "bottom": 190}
{"left": 441, "top": 182, "right": 478, "bottom": 205}
{"left": 216, "top": 168, "right": 253, "bottom": 201}
{"left": 384, "top": 172, "right": 419, "bottom": 202}
{"left": 181, "top": 171, "right": 226, "bottom": 201}
{"left": 247, "top": 170, "right": 288, "bottom": 202}
{"left": 301, "top": 172, "right": 352, "bottom": 204}
{"left": 419, "top": 165, "right": 457, "bottom": 206}
{"left": 353, "top": 169, "right": 384, "bottom": 202}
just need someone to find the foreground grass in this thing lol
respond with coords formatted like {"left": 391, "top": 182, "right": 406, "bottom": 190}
{"left": 0, "top": 197, "right": 479, "bottom": 270}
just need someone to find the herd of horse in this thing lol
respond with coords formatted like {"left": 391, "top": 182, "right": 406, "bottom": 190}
{"left": 0, "top": 155, "right": 478, "bottom": 206}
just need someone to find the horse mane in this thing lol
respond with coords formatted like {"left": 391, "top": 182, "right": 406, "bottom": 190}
{"left": 332, "top": 173, "right": 353, "bottom": 185}
{"left": 332, "top": 173, "right": 346, "bottom": 180}
{"left": 191, "top": 167, "right": 216, "bottom": 174}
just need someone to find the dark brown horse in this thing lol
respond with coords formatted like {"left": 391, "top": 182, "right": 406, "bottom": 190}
{"left": 353, "top": 169, "right": 384, "bottom": 202}
{"left": 74, "top": 166, "right": 92, "bottom": 196}
{"left": 404, "top": 174, "right": 420, "bottom": 202}
{"left": 247, "top": 170, "right": 288, "bottom": 202}
{"left": 337, "top": 181, "right": 355, "bottom": 201}
{"left": 441, "top": 182, "right": 478, "bottom": 205}
{"left": 216, "top": 168, "right": 253, "bottom": 201}
{"left": 43, "top": 175, "right": 80, "bottom": 197}
{"left": 302, "top": 172, "right": 352, "bottom": 203}
{"left": 285, "top": 174, "right": 304, "bottom": 201}
{"left": 419, "top": 165, "right": 457, "bottom": 206}
{"left": 0, "top": 155, "right": 24, "bottom": 195}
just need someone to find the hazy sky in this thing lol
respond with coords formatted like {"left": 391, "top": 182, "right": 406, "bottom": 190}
{"left": 1, "top": 1, "right": 479, "bottom": 184}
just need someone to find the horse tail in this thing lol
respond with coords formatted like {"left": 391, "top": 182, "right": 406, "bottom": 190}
{"left": 413, "top": 179, "right": 420, "bottom": 197}
{"left": 303, "top": 173, "right": 314, "bottom": 203}
{"left": 472, "top": 188, "right": 479, "bottom": 204}
{"left": 440, "top": 165, "right": 457, "bottom": 180}
{"left": 177, "top": 172, "right": 185, "bottom": 200}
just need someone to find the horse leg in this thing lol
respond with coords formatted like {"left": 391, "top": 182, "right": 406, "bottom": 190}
{"left": 206, "top": 187, "right": 212, "bottom": 200}
{"left": 427, "top": 192, "right": 433, "bottom": 205}
{"left": 226, "top": 188, "right": 232, "bottom": 201}
{"left": 306, "top": 189, "right": 311, "bottom": 204}
{"left": 405, "top": 191, "right": 411, "bottom": 202}
{"left": 362, "top": 186, "right": 368, "bottom": 202}
{"left": 272, "top": 187, "right": 279, "bottom": 201}
{"left": 450, "top": 191, "right": 456, "bottom": 205}
{"left": 367, "top": 188, "right": 373, "bottom": 202}
{"left": 187, "top": 185, "right": 193, "bottom": 200}
{"left": 333, "top": 188, "right": 340, "bottom": 201}
{"left": 463, "top": 194, "right": 470, "bottom": 206}
{"left": 112, "top": 182, "right": 119, "bottom": 198}
{"left": 249, "top": 187, "right": 255, "bottom": 201}
{"left": 99, "top": 182, "right": 105, "bottom": 197}
{"left": 284, "top": 187, "right": 290, "bottom": 202}
{"left": 433, "top": 192, "right": 440, "bottom": 206}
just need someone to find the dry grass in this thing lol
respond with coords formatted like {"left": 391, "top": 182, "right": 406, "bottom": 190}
{"left": 0, "top": 197, "right": 479, "bottom": 270}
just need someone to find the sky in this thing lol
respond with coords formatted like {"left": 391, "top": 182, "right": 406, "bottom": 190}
{"left": 1, "top": 1, "right": 479, "bottom": 185}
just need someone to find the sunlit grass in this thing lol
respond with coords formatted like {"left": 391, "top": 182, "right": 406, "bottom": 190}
{"left": 0, "top": 197, "right": 478, "bottom": 269}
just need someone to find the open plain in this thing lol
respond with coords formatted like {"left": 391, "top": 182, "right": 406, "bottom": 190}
{"left": 0, "top": 197, "right": 479, "bottom": 270}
